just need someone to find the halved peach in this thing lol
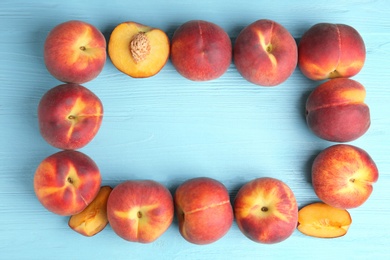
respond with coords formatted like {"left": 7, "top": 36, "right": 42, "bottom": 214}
{"left": 297, "top": 202, "right": 352, "bottom": 238}
{"left": 68, "top": 186, "right": 112, "bottom": 237}
{"left": 108, "top": 21, "right": 169, "bottom": 78}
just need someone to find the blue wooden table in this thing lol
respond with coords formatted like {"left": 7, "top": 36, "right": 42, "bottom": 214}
{"left": 1, "top": 0, "right": 389, "bottom": 259}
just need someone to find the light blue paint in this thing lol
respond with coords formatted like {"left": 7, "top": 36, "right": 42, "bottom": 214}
{"left": 1, "top": 0, "right": 389, "bottom": 259}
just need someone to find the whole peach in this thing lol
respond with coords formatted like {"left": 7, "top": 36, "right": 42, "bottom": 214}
{"left": 234, "top": 19, "right": 297, "bottom": 86}
{"left": 34, "top": 150, "right": 102, "bottom": 216}
{"left": 44, "top": 20, "right": 106, "bottom": 84}
{"left": 234, "top": 177, "right": 298, "bottom": 244}
{"left": 306, "top": 78, "right": 370, "bottom": 142}
{"left": 170, "top": 20, "right": 232, "bottom": 81}
{"left": 107, "top": 180, "right": 174, "bottom": 243}
{"left": 298, "top": 23, "right": 366, "bottom": 80}
{"left": 38, "top": 83, "right": 103, "bottom": 150}
{"left": 312, "top": 144, "right": 378, "bottom": 209}
{"left": 174, "top": 177, "right": 233, "bottom": 245}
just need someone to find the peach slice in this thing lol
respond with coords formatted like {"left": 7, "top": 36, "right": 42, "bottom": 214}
{"left": 108, "top": 21, "right": 170, "bottom": 78}
{"left": 297, "top": 202, "right": 352, "bottom": 238}
{"left": 68, "top": 186, "right": 112, "bottom": 236}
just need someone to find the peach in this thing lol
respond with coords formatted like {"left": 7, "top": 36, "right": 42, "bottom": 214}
{"left": 38, "top": 83, "right": 103, "bottom": 150}
{"left": 174, "top": 177, "right": 233, "bottom": 245}
{"left": 170, "top": 20, "right": 232, "bottom": 81}
{"left": 44, "top": 20, "right": 106, "bottom": 84}
{"left": 68, "top": 186, "right": 112, "bottom": 237}
{"left": 312, "top": 144, "right": 379, "bottom": 209}
{"left": 298, "top": 23, "right": 366, "bottom": 80}
{"left": 108, "top": 21, "right": 170, "bottom": 78}
{"left": 297, "top": 202, "right": 352, "bottom": 238}
{"left": 233, "top": 19, "right": 297, "bottom": 86}
{"left": 107, "top": 180, "right": 174, "bottom": 243}
{"left": 234, "top": 177, "right": 298, "bottom": 244}
{"left": 306, "top": 78, "right": 370, "bottom": 142}
{"left": 33, "top": 150, "right": 102, "bottom": 216}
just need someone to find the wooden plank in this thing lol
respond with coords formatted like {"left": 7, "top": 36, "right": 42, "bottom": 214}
{"left": 0, "top": 0, "right": 389, "bottom": 258}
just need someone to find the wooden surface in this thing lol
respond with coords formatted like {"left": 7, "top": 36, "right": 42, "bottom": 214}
{"left": 1, "top": 0, "right": 389, "bottom": 259}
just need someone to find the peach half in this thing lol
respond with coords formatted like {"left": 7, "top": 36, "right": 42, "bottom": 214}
{"left": 108, "top": 21, "right": 170, "bottom": 78}
{"left": 174, "top": 177, "right": 233, "bottom": 245}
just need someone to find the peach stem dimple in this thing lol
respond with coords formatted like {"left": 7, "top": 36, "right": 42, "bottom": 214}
{"left": 328, "top": 69, "right": 341, "bottom": 78}
{"left": 266, "top": 44, "right": 273, "bottom": 53}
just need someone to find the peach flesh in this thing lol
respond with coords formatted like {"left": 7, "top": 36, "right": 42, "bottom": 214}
{"left": 108, "top": 21, "right": 170, "bottom": 78}
{"left": 298, "top": 202, "right": 352, "bottom": 238}
{"left": 68, "top": 186, "right": 112, "bottom": 237}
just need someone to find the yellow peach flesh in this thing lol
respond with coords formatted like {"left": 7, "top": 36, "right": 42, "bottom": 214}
{"left": 108, "top": 22, "right": 169, "bottom": 78}
{"left": 298, "top": 202, "right": 352, "bottom": 238}
{"left": 68, "top": 186, "right": 112, "bottom": 236}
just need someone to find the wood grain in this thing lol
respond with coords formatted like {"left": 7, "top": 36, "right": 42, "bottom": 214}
{"left": 1, "top": 0, "right": 389, "bottom": 259}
